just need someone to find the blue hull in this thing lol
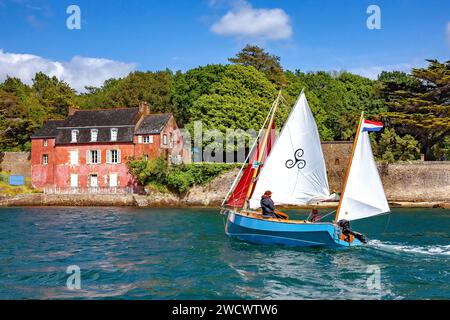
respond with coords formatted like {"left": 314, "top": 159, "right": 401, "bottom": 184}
{"left": 225, "top": 211, "right": 362, "bottom": 248}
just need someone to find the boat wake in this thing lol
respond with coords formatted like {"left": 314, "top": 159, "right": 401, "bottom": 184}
{"left": 368, "top": 240, "right": 450, "bottom": 256}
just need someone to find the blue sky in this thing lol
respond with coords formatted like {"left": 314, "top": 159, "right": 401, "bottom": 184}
{"left": 0, "top": 0, "right": 449, "bottom": 91}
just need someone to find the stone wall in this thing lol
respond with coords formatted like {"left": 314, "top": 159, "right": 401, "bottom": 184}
{"left": 0, "top": 152, "right": 31, "bottom": 177}
{"left": 381, "top": 162, "right": 450, "bottom": 202}
{"left": 321, "top": 141, "right": 352, "bottom": 193}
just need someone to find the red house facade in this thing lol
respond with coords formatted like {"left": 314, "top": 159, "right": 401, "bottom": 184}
{"left": 31, "top": 102, "right": 187, "bottom": 193}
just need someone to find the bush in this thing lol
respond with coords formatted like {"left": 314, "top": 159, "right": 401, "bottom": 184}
{"left": 128, "top": 158, "right": 238, "bottom": 193}
{"left": 371, "top": 128, "right": 421, "bottom": 163}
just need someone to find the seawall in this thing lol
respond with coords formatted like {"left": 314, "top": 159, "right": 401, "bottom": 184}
{"left": 1, "top": 162, "right": 449, "bottom": 208}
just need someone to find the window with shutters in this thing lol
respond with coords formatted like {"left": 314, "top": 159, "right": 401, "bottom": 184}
{"left": 109, "top": 149, "right": 120, "bottom": 164}
{"left": 143, "top": 135, "right": 153, "bottom": 144}
{"left": 87, "top": 150, "right": 100, "bottom": 164}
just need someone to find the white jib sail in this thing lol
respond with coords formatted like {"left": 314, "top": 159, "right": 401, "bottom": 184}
{"left": 249, "top": 92, "right": 330, "bottom": 209}
{"left": 336, "top": 120, "right": 390, "bottom": 222}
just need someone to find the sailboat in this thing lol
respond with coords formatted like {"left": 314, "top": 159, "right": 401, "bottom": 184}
{"left": 220, "top": 90, "right": 390, "bottom": 247}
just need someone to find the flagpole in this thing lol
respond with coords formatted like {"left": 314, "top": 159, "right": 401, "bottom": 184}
{"left": 334, "top": 111, "right": 364, "bottom": 223}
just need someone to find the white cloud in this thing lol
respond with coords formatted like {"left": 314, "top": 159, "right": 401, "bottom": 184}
{"left": 0, "top": 49, "right": 136, "bottom": 93}
{"left": 211, "top": 1, "right": 292, "bottom": 41}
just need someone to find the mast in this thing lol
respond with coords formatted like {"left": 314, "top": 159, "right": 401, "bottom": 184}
{"left": 221, "top": 97, "right": 278, "bottom": 208}
{"left": 334, "top": 111, "right": 365, "bottom": 222}
{"left": 243, "top": 90, "right": 282, "bottom": 209}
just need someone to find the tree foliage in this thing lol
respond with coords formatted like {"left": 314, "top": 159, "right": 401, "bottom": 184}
{"left": 381, "top": 60, "right": 450, "bottom": 160}
{"left": 229, "top": 45, "right": 287, "bottom": 88}
{"left": 186, "top": 64, "right": 278, "bottom": 144}
{"left": 0, "top": 45, "right": 447, "bottom": 163}
{"left": 127, "top": 157, "right": 237, "bottom": 193}
{"left": 371, "top": 128, "right": 421, "bottom": 163}
{"left": 79, "top": 70, "right": 173, "bottom": 113}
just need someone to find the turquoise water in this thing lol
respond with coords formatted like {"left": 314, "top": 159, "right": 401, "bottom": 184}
{"left": 0, "top": 207, "right": 449, "bottom": 299}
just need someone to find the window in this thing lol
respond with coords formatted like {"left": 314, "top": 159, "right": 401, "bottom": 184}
{"left": 143, "top": 154, "right": 149, "bottom": 161}
{"left": 71, "top": 130, "right": 79, "bottom": 143}
{"left": 109, "top": 173, "right": 118, "bottom": 187}
{"left": 43, "top": 139, "right": 48, "bottom": 147}
{"left": 87, "top": 150, "right": 101, "bottom": 164}
{"left": 42, "top": 154, "right": 48, "bottom": 165}
{"left": 90, "top": 129, "right": 98, "bottom": 142}
{"left": 335, "top": 158, "right": 341, "bottom": 166}
{"left": 163, "top": 134, "right": 168, "bottom": 145}
{"left": 70, "top": 174, "right": 78, "bottom": 188}
{"left": 111, "top": 128, "right": 118, "bottom": 142}
{"left": 143, "top": 135, "right": 153, "bottom": 144}
{"left": 138, "top": 135, "right": 143, "bottom": 144}
{"left": 169, "top": 133, "right": 173, "bottom": 146}
{"left": 69, "top": 150, "right": 78, "bottom": 165}
{"left": 107, "top": 149, "right": 120, "bottom": 164}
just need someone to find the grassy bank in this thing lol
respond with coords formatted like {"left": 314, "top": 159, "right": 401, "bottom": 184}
{"left": 0, "top": 172, "right": 39, "bottom": 196}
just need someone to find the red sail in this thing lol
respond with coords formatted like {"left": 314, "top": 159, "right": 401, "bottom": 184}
{"left": 226, "top": 124, "right": 276, "bottom": 208}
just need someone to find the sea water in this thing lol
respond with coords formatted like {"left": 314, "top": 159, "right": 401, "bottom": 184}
{"left": 0, "top": 207, "right": 448, "bottom": 299}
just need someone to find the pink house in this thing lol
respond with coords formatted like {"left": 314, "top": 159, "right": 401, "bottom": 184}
{"left": 30, "top": 102, "right": 188, "bottom": 193}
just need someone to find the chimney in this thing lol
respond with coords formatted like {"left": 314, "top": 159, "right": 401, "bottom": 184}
{"left": 138, "top": 101, "right": 150, "bottom": 115}
{"left": 68, "top": 106, "right": 78, "bottom": 116}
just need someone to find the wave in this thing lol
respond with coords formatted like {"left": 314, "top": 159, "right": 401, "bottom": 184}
{"left": 368, "top": 240, "right": 450, "bottom": 256}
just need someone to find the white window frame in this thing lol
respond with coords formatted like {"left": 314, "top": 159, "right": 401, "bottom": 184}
{"left": 163, "top": 134, "right": 167, "bottom": 145}
{"left": 109, "top": 173, "right": 118, "bottom": 188}
{"left": 111, "top": 128, "right": 118, "bottom": 142}
{"left": 90, "top": 129, "right": 98, "bottom": 142}
{"left": 87, "top": 150, "right": 101, "bottom": 164}
{"left": 90, "top": 174, "right": 99, "bottom": 188}
{"left": 42, "top": 154, "right": 48, "bottom": 165}
{"left": 43, "top": 139, "right": 48, "bottom": 147}
{"left": 70, "top": 174, "right": 78, "bottom": 188}
{"left": 107, "top": 149, "right": 120, "bottom": 164}
{"left": 71, "top": 130, "right": 79, "bottom": 143}
{"left": 69, "top": 150, "right": 79, "bottom": 165}
{"left": 143, "top": 135, "right": 153, "bottom": 144}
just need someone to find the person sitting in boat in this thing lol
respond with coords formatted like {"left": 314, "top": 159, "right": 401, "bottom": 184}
{"left": 309, "top": 209, "right": 321, "bottom": 223}
{"left": 260, "top": 191, "right": 277, "bottom": 218}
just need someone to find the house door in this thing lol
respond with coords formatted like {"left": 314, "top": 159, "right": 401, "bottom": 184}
{"left": 90, "top": 174, "right": 98, "bottom": 188}
{"left": 70, "top": 174, "right": 78, "bottom": 187}
{"left": 109, "top": 173, "right": 118, "bottom": 188}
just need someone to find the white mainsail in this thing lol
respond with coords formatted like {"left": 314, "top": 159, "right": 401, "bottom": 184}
{"left": 249, "top": 92, "right": 330, "bottom": 209}
{"left": 336, "top": 118, "right": 390, "bottom": 221}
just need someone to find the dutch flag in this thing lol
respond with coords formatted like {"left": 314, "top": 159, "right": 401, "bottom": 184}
{"left": 362, "top": 119, "right": 384, "bottom": 132}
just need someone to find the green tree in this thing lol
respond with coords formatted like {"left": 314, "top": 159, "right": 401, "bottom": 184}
{"left": 79, "top": 70, "right": 173, "bottom": 113}
{"left": 371, "top": 128, "right": 421, "bottom": 163}
{"left": 285, "top": 70, "right": 385, "bottom": 141}
{"left": 0, "top": 89, "right": 38, "bottom": 151}
{"left": 187, "top": 65, "right": 278, "bottom": 137}
{"left": 229, "top": 45, "right": 287, "bottom": 88}
{"left": 32, "top": 72, "right": 77, "bottom": 116}
{"left": 172, "top": 64, "right": 227, "bottom": 126}
{"left": 382, "top": 60, "right": 450, "bottom": 160}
